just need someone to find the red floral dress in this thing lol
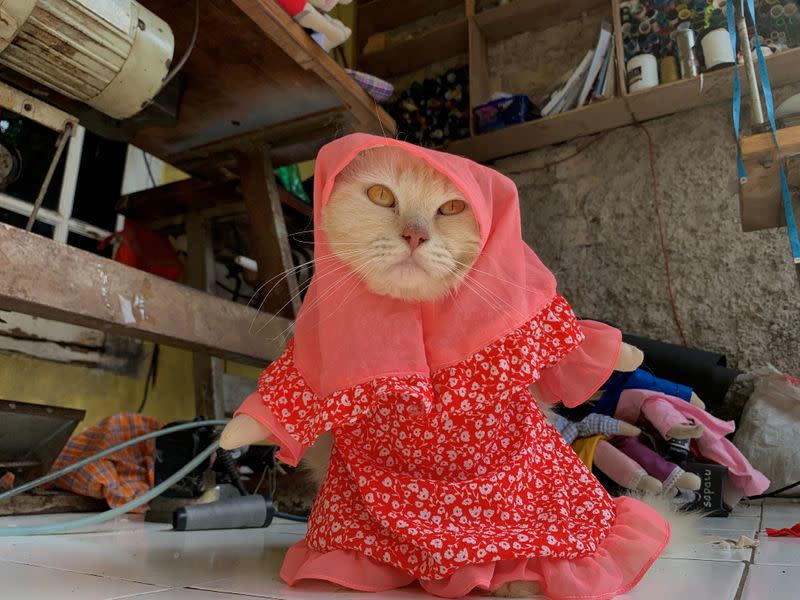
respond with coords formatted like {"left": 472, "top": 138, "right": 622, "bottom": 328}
{"left": 237, "top": 295, "right": 669, "bottom": 599}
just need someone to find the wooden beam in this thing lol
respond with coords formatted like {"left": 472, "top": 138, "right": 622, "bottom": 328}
{"left": 739, "top": 125, "right": 800, "bottom": 232}
{"left": 230, "top": 0, "right": 395, "bottom": 134}
{"left": 186, "top": 213, "right": 226, "bottom": 420}
{"left": 0, "top": 224, "right": 289, "bottom": 366}
{"left": 474, "top": 0, "right": 608, "bottom": 42}
{"left": 117, "top": 177, "right": 313, "bottom": 223}
{"left": 237, "top": 146, "right": 301, "bottom": 318}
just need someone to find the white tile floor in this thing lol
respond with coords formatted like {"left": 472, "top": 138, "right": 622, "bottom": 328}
{"left": 0, "top": 498, "right": 797, "bottom": 600}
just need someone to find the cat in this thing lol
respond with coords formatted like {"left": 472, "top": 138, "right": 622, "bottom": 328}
{"left": 322, "top": 146, "right": 482, "bottom": 302}
{"left": 312, "top": 148, "right": 542, "bottom": 598}
{"left": 222, "top": 146, "right": 692, "bottom": 599}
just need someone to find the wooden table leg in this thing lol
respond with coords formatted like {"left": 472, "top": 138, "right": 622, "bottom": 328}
{"left": 186, "top": 213, "right": 225, "bottom": 419}
{"left": 236, "top": 144, "right": 301, "bottom": 318}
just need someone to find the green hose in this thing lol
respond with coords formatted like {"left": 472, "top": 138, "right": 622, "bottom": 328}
{"left": 0, "top": 419, "right": 228, "bottom": 536}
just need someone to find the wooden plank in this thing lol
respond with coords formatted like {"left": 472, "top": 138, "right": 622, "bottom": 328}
{"left": 611, "top": 0, "right": 628, "bottom": 96}
{"left": 118, "top": 176, "right": 313, "bottom": 223}
{"left": 625, "top": 47, "right": 800, "bottom": 121}
{"left": 446, "top": 97, "right": 633, "bottom": 162}
{"left": 229, "top": 0, "right": 395, "bottom": 135}
{"left": 474, "top": 0, "right": 608, "bottom": 43}
{"left": 359, "top": 18, "right": 468, "bottom": 78}
{"left": 739, "top": 125, "right": 800, "bottom": 232}
{"left": 358, "top": 0, "right": 462, "bottom": 35}
{"left": 468, "top": 17, "right": 491, "bottom": 131}
{"left": 0, "top": 224, "right": 289, "bottom": 366}
{"left": 0, "top": 491, "right": 106, "bottom": 517}
{"left": 237, "top": 146, "right": 301, "bottom": 318}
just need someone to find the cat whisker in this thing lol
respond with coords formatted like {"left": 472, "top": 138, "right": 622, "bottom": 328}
{"left": 247, "top": 248, "right": 371, "bottom": 316}
{"left": 452, "top": 259, "right": 541, "bottom": 294}
{"left": 254, "top": 259, "right": 358, "bottom": 337}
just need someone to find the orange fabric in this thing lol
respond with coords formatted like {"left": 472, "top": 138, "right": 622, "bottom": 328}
{"left": 43, "top": 412, "right": 162, "bottom": 513}
{"left": 0, "top": 472, "right": 14, "bottom": 491}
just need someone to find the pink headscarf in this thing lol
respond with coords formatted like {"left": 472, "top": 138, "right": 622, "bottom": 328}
{"left": 291, "top": 134, "right": 618, "bottom": 403}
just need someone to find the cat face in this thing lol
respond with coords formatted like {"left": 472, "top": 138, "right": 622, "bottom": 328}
{"left": 322, "top": 147, "right": 481, "bottom": 302}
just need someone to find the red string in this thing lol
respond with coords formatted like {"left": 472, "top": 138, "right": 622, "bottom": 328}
{"left": 504, "top": 131, "right": 611, "bottom": 174}
{"left": 637, "top": 122, "right": 688, "bottom": 347}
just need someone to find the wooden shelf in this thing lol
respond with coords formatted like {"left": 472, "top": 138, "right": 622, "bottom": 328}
{"left": 359, "top": 18, "right": 468, "bottom": 78}
{"left": 474, "top": 0, "right": 608, "bottom": 42}
{"left": 446, "top": 97, "right": 631, "bottom": 162}
{"left": 448, "top": 42, "right": 800, "bottom": 164}
{"left": 627, "top": 47, "right": 800, "bottom": 121}
{"left": 739, "top": 124, "right": 800, "bottom": 232}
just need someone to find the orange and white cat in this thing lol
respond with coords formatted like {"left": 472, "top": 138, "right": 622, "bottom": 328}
{"left": 222, "top": 147, "right": 660, "bottom": 598}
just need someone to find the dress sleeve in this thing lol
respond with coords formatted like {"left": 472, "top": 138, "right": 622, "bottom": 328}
{"left": 233, "top": 341, "right": 381, "bottom": 466}
{"left": 232, "top": 342, "right": 320, "bottom": 467}
{"left": 533, "top": 319, "right": 622, "bottom": 408}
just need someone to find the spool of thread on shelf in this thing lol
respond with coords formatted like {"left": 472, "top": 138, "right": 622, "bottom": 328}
{"left": 674, "top": 27, "right": 700, "bottom": 78}
{"left": 693, "top": 0, "right": 705, "bottom": 11}
{"left": 785, "top": 4, "right": 799, "bottom": 18}
{"left": 701, "top": 28, "right": 736, "bottom": 69}
{"left": 776, "top": 15, "right": 787, "bottom": 28}
{"left": 771, "top": 4, "right": 785, "bottom": 19}
{"left": 679, "top": 8, "right": 693, "bottom": 20}
{"left": 660, "top": 55, "right": 680, "bottom": 83}
{"left": 668, "top": 9, "right": 679, "bottom": 25}
{"left": 640, "top": 20, "right": 652, "bottom": 34}
{"left": 627, "top": 53, "right": 659, "bottom": 91}
{"left": 622, "top": 22, "right": 633, "bottom": 37}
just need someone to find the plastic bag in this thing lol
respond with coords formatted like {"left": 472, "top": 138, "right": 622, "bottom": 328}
{"left": 733, "top": 366, "right": 800, "bottom": 496}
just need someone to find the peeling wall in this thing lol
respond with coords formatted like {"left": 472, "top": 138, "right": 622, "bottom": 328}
{"left": 495, "top": 104, "right": 800, "bottom": 383}
{"left": 481, "top": 20, "right": 799, "bottom": 385}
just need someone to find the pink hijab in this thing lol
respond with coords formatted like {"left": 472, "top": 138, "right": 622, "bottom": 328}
{"left": 293, "top": 134, "right": 570, "bottom": 398}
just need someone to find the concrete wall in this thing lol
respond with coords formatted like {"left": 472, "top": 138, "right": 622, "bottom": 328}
{"left": 495, "top": 103, "right": 800, "bottom": 383}
{"left": 472, "top": 14, "right": 800, "bottom": 382}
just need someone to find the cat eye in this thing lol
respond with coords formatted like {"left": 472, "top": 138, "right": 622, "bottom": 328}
{"left": 367, "top": 184, "right": 396, "bottom": 207}
{"left": 438, "top": 199, "right": 466, "bottom": 215}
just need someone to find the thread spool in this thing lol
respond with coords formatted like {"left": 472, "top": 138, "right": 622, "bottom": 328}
{"left": 776, "top": 15, "right": 787, "bottom": 28}
{"left": 659, "top": 55, "right": 680, "bottom": 83}
{"left": 701, "top": 28, "right": 736, "bottom": 70}
{"left": 778, "top": 30, "right": 788, "bottom": 42}
{"left": 622, "top": 12, "right": 632, "bottom": 24}
{"left": 678, "top": 8, "right": 693, "bottom": 20}
{"left": 693, "top": 0, "right": 705, "bottom": 11}
{"left": 764, "top": 0, "right": 777, "bottom": 5}
{"left": 633, "top": 4, "right": 646, "bottom": 19}
{"left": 639, "top": 20, "right": 652, "bottom": 34}
{"left": 622, "top": 22, "right": 633, "bottom": 37}
{"left": 652, "top": 20, "right": 662, "bottom": 33}
{"left": 771, "top": 4, "right": 785, "bottom": 18}
{"left": 785, "top": 4, "right": 799, "bottom": 18}
{"left": 674, "top": 28, "right": 700, "bottom": 78}
{"left": 627, "top": 53, "right": 659, "bottom": 91}
{"left": 625, "top": 39, "right": 640, "bottom": 55}
{"left": 771, "top": 29, "right": 782, "bottom": 40}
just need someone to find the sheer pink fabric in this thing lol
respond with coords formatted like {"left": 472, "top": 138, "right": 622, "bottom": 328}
{"left": 293, "top": 134, "right": 618, "bottom": 404}
{"left": 281, "top": 496, "right": 668, "bottom": 600}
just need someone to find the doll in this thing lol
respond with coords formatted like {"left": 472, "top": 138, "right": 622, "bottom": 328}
{"left": 595, "top": 369, "right": 769, "bottom": 500}
{"left": 274, "top": 0, "right": 351, "bottom": 51}
{"left": 220, "top": 134, "right": 668, "bottom": 599}
{"left": 551, "top": 413, "right": 701, "bottom": 494}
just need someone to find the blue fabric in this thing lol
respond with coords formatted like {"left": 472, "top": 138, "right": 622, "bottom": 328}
{"left": 594, "top": 369, "right": 693, "bottom": 416}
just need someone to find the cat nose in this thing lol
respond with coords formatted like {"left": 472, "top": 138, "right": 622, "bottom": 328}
{"left": 401, "top": 225, "right": 429, "bottom": 251}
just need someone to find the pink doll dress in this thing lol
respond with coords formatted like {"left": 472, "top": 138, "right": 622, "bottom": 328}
{"left": 235, "top": 134, "right": 669, "bottom": 599}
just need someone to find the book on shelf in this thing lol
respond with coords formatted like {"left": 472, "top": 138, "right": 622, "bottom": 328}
{"left": 592, "top": 43, "right": 613, "bottom": 99}
{"left": 576, "top": 21, "right": 613, "bottom": 108}
{"left": 541, "top": 50, "right": 592, "bottom": 116}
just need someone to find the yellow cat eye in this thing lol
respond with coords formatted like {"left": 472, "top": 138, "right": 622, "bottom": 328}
{"left": 438, "top": 199, "right": 466, "bottom": 215}
{"left": 366, "top": 184, "right": 396, "bottom": 207}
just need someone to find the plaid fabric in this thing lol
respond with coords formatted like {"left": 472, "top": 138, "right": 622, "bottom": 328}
{"left": 43, "top": 412, "right": 162, "bottom": 513}
{"left": 345, "top": 69, "right": 394, "bottom": 103}
{"left": 0, "top": 471, "right": 14, "bottom": 492}
{"left": 553, "top": 413, "right": 623, "bottom": 445}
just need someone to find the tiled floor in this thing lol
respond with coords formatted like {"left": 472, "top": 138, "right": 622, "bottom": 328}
{"left": 0, "top": 498, "right": 797, "bottom": 599}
